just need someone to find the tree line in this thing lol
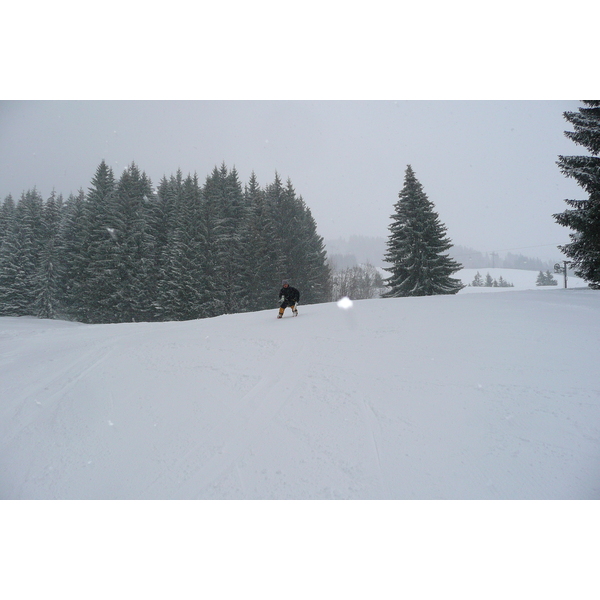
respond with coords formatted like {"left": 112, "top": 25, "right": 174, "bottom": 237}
{"left": 0, "top": 161, "right": 331, "bottom": 323}
{"left": 470, "top": 272, "right": 514, "bottom": 288}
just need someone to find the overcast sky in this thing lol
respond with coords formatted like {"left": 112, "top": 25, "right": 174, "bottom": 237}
{"left": 0, "top": 100, "right": 584, "bottom": 260}
{"left": 2, "top": 5, "right": 595, "bottom": 262}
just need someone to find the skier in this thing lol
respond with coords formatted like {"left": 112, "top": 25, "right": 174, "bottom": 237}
{"left": 277, "top": 280, "right": 300, "bottom": 318}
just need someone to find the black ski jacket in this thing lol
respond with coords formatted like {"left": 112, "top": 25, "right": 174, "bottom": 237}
{"left": 279, "top": 285, "right": 300, "bottom": 304}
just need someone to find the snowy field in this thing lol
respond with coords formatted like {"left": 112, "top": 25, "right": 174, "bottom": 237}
{"left": 457, "top": 267, "right": 587, "bottom": 291}
{"left": 2, "top": 278, "right": 598, "bottom": 597}
{"left": 2, "top": 283, "right": 598, "bottom": 501}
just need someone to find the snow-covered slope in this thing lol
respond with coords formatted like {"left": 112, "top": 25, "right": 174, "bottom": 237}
{"left": 457, "top": 267, "right": 587, "bottom": 291}
{"left": 2, "top": 286, "right": 599, "bottom": 500}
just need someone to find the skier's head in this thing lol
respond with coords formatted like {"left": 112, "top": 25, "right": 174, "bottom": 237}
{"left": 282, "top": 279, "right": 289, "bottom": 287}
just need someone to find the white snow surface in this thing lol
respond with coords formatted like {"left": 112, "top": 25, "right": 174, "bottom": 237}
{"left": 2, "top": 283, "right": 599, "bottom": 500}
{"left": 456, "top": 267, "right": 587, "bottom": 292}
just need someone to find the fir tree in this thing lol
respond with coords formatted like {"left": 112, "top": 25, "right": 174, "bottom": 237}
{"left": 383, "top": 166, "right": 463, "bottom": 297}
{"left": 536, "top": 270, "right": 557, "bottom": 286}
{"left": 536, "top": 270, "right": 546, "bottom": 286}
{"left": 243, "top": 172, "right": 283, "bottom": 311}
{"left": 0, "top": 189, "right": 45, "bottom": 315}
{"left": 0, "top": 194, "right": 16, "bottom": 248}
{"left": 33, "top": 191, "right": 64, "bottom": 319}
{"left": 110, "top": 162, "right": 155, "bottom": 322}
{"left": 553, "top": 101, "right": 600, "bottom": 289}
{"left": 545, "top": 269, "right": 557, "bottom": 286}
{"left": 294, "top": 194, "right": 331, "bottom": 304}
{"left": 59, "top": 189, "right": 88, "bottom": 317}
{"left": 159, "top": 173, "right": 212, "bottom": 321}
{"left": 268, "top": 174, "right": 330, "bottom": 304}
{"left": 147, "top": 173, "right": 181, "bottom": 319}
{"left": 0, "top": 195, "right": 18, "bottom": 314}
{"left": 153, "top": 172, "right": 185, "bottom": 321}
{"left": 78, "top": 161, "right": 121, "bottom": 322}
{"left": 220, "top": 165, "right": 249, "bottom": 312}
{"left": 201, "top": 165, "right": 231, "bottom": 317}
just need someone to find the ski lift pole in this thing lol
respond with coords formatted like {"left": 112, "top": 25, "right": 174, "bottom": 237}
{"left": 554, "top": 261, "right": 572, "bottom": 288}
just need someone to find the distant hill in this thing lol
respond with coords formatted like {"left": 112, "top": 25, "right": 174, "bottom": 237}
{"left": 449, "top": 245, "right": 558, "bottom": 272}
{"left": 325, "top": 236, "right": 387, "bottom": 269}
{"left": 326, "top": 237, "right": 561, "bottom": 272}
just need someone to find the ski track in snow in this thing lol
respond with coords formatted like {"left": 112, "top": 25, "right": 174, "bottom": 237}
{"left": 146, "top": 329, "right": 309, "bottom": 498}
{"left": 361, "top": 398, "right": 388, "bottom": 498}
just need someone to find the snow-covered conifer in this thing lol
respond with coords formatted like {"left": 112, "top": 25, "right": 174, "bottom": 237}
{"left": 0, "top": 189, "right": 45, "bottom": 315}
{"left": 33, "top": 191, "right": 64, "bottom": 319}
{"left": 59, "top": 190, "right": 88, "bottom": 317}
{"left": 110, "top": 163, "right": 155, "bottom": 322}
{"left": 268, "top": 175, "right": 330, "bottom": 304}
{"left": 383, "top": 165, "right": 463, "bottom": 297}
{"left": 554, "top": 101, "right": 600, "bottom": 289}
{"left": 243, "top": 172, "right": 284, "bottom": 311}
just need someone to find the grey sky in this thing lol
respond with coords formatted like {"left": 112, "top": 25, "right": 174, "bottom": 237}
{"left": 0, "top": 100, "right": 584, "bottom": 260}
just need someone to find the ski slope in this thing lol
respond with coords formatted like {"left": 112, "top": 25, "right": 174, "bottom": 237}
{"left": 457, "top": 267, "right": 586, "bottom": 291}
{"left": 1, "top": 283, "right": 598, "bottom": 500}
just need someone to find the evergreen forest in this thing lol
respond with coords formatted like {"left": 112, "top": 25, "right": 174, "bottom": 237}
{"left": 0, "top": 161, "right": 331, "bottom": 323}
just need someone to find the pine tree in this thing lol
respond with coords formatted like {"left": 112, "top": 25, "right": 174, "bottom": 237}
{"left": 265, "top": 173, "right": 289, "bottom": 273}
{"left": 153, "top": 172, "right": 185, "bottom": 321}
{"left": 383, "top": 166, "right": 463, "bottom": 297}
{"left": 0, "top": 195, "right": 18, "bottom": 314}
{"left": 59, "top": 189, "right": 88, "bottom": 318}
{"left": 158, "top": 173, "right": 212, "bottom": 321}
{"left": 110, "top": 162, "right": 155, "bottom": 322}
{"left": 78, "top": 160, "right": 120, "bottom": 323}
{"left": 33, "top": 191, "right": 64, "bottom": 319}
{"left": 0, "top": 189, "right": 45, "bottom": 315}
{"left": 0, "top": 194, "right": 16, "bottom": 247}
{"left": 536, "top": 270, "right": 557, "bottom": 286}
{"left": 268, "top": 175, "right": 330, "bottom": 304}
{"left": 243, "top": 172, "right": 283, "bottom": 311}
{"left": 220, "top": 165, "right": 249, "bottom": 313}
{"left": 545, "top": 269, "right": 557, "bottom": 286}
{"left": 294, "top": 194, "right": 331, "bottom": 304}
{"left": 201, "top": 165, "right": 232, "bottom": 316}
{"left": 553, "top": 100, "right": 600, "bottom": 289}
{"left": 536, "top": 271, "right": 545, "bottom": 286}
{"left": 472, "top": 271, "right": 483, "bottom": 287}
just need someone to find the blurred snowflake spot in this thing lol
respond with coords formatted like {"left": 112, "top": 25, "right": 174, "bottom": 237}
{"left": 337, "top": 297, "right": 353, "bottom": 310}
